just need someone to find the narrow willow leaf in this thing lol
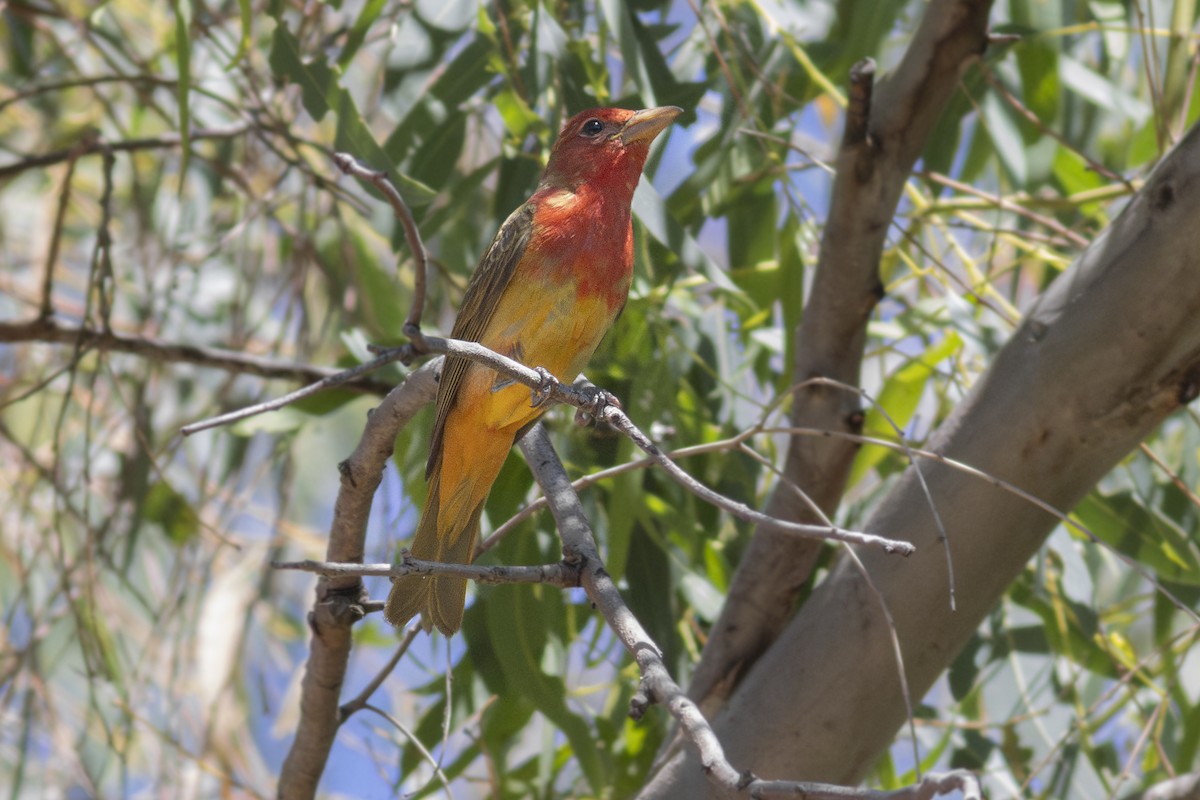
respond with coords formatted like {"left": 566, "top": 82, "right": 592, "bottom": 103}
{"left": 337, "top": 0, "right": 386, "bottom": 69}
{"left": 171, "top": 0, "right": 192, "bottom": 190}
{"left": 227, "top": 0, "right": 253, "bottom": 68}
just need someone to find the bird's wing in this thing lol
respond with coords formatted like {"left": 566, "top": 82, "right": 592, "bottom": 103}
{"left": 426, "top": 199, "right": 536, "bottom": 479}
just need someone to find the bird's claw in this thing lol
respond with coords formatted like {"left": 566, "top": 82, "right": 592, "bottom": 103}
{"left": 530, "top": 366, "right": 558, "bottom": 408}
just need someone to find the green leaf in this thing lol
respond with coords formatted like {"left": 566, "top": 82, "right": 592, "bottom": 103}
{"left": 849, "top": 332, "right": 963, "bottom": 484}
{"left": 144, "top": 480, "right": 201, "bottom": 545}
{"left": 1074, "top": 493, "right": 1200, "bottom": 585}
{"left": 429, "top": 37, "right": 495, "bottom": 107}
{"left": 416, "top": 0, "right": 476, "bottom": 32}
{"left": 484, "top": 586, "right": 606, "bottom": 793}
{"left": 982, "top": 91, "right": 1027, "bottom": 185}
{"left": 2, "top": 7, "right": 35, "bottom": 78}
{"left": 1060, "top": 53, "right": 1151, "bottom": 124}
{"left": 77, "top": 594, "right": 122, "bottom": 682}
{"left": 337, "top": 0, "right": 386, "bottom": 69}
{"left": 493, "top": 88, "right": 542, "bottom": 139}
{"left": 632, "top": 180, "right": 737, "bottom": 294}
{"left": 625, "top": 519, "right": 679, "bottom": 667}
{"left": 227, "top": 0, "right": 253, "bottom": 67}
{"left": 1012, "top": 1, "right": 1061, "bottom": 129}
{"left": 726, "top": 181, "right": 776, "bottom": 272}
{"left": 679, "top": 573, "right": 723, "bottom": 622}
{"left": 170, "top": 0, "right": 192, "bottom": 188}
{"left": 408, "top": 112, "right": 468, "bottom": 190}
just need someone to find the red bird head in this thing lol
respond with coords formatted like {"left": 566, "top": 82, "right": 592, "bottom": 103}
{"left": 541, "top": 106, "right": 682, "bottom": 194}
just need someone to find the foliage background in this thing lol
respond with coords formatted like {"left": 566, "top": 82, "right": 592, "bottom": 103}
{"left": 1, "top": 0, "right": 1198, "bottom": 797}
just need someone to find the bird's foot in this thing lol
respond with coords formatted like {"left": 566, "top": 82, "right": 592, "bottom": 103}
{"left": 574, "top": 385, "right": 619, "bottom": 426}
{"left": 530, "top": 366, "right": 559, "bottom": 408}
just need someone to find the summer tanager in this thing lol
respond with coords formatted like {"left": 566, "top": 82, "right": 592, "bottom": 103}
{"left": 385, "top": 105, "right": 681, "bottom": 635}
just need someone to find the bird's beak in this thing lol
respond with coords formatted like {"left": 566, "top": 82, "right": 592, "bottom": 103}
{"left": 619, "top": 106, "right": 683, "bottom": 145}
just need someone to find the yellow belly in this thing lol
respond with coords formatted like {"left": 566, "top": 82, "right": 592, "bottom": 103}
{"left": 435, "top": 280, "right": 616, "bottom": 530}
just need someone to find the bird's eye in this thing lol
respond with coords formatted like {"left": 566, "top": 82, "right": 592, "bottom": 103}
{"left": 581, "top": 118, "right": 604, "bottom": 137}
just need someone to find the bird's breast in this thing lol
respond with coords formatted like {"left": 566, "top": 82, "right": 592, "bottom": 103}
{"left": 527, "top": 187, "right": 635, "bottom": 313}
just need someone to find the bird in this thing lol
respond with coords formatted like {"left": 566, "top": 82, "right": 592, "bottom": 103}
{"left": 384, "top": 105, "right": 682, "bottom": 635}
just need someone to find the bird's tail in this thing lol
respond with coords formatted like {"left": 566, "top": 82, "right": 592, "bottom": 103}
{"left": 385, "top": 471, "right": 485, "bottom": 635}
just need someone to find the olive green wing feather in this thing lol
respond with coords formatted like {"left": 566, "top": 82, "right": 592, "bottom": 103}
{"left": 426, "top": 200, "right": 536, "bottom": 479}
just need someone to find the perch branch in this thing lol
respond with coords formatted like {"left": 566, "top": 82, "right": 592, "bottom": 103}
{"left": 368, "top": 334, "right": 915, "bottom": 555}
{"left": 518, "top": 425, "right": 980, "bottom": 800}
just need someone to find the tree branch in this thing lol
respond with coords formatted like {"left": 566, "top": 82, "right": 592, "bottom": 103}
{"left": 1121, "top": 772, "right": 1200, "bottom": 800}
{"left": 333, "top": 153, "right": 428, "bottom": 331}
{"left": 0, "top": 317, "right": 394, "bottom": 396}
{"left": 0, "top": 125, "right": 250, "bottom": 180}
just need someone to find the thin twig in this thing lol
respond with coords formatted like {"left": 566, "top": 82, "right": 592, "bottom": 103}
{"left": 339, "top": 624, "right": 421, "bottom": 723}
{"left": 919, "top": 170, "right": 1091, "bottom": 249}
{"left": 600, "top": 405, "right": 913, "bottom": 554}
{"left": 180, "top": 349, "right": 409, "bottom": 435}
{"left": 794, "top": 376, "right": 956, "bottom": 610}
{"left": 979, "top": 62, "right": 1132, "bottom": 188}
{"left": 0, "top": 73, "right": 179, "bottom": 113}
{"left": 0, "top": 126, "right": 250, "bottom": 180}
{"left": 332, "top": 153, "right": 428, "bottom": 330}
{"left": 749, "top": 772, "right": 983, "bottom": 799}
{"left": 0, "top": 317, "right": 394, "bottom": 397}
{"left": 361, "top": 704, "right": 455, "bottom": 800}
{"left": 773, "top": 424, "right": 1200, "bottom": 625}
{"left": 39, "top": 136, "right": 91, "bottom": 320}
{"left": 478, "top": 428, "right": 762, "bottom": 555}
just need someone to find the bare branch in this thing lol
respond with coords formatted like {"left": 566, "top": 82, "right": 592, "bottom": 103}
{"left": 333, "top": 153, "right": 428, "bottom": 330}
{"left": 750, "top": 771, "right": 982, "bottom": 800}
{"left": 39, "top": 137, "right": 89, "bottom": 320}
{"left": 338, "top": 627, "right": 421, "bottom": 723}
{"left": 1121, "top": 772, "right": 1200, "bottom": 800}
{"left": 0, "top": 317, "right": 394, "bottom": 396}
{"left": 598, "top": 405, "right": 912, "bottom": 554}
{"left": 480, "top": 429, "right": 761, "bottom": 555}
{"left": 361, "top": 704, "right": 455, "bottom": 799}
{"left": 179, "top": 349, "right": 407, "bottom": 435}
{"left": 0, "top": 126, "right": 250, "bottom": 180}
